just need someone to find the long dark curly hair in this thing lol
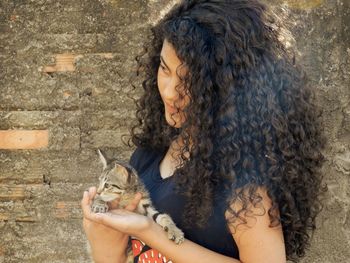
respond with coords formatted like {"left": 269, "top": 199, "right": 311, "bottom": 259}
{"left": 125, "top": 0, "right": 326, "bottom": 261}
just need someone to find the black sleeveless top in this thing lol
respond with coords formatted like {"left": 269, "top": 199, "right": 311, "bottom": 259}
{"left": 129, "top": 146, "right": 239, "bottom": 262}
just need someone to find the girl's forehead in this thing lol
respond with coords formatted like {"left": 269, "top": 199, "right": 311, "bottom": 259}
{"left": 160, "top": 39, "right": 182, "bottom": 66}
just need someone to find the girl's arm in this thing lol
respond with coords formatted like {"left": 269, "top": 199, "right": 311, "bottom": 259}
{"left": 89, "top": 187, "right": 286, "bottom": 263}
{"left": 136, "top": 187, "right": 286, "bottom": 263}
{"left": 91, "top": 208, "right": 241, "bottom": 263}
{"left": 226, "top": 187, "right": 287, "bottom": 263}
{"left": 81, "top": 188, "right": 143, "bottom": 263}
{"left": 138, "top": 219, "right": 241, "bottom": 263}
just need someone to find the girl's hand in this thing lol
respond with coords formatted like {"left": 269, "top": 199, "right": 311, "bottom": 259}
{"left": 92, "top": 206, "right": 153, "bottom": 238}
{"left": 81, "top": 187, "right": 142, "bottom": 263}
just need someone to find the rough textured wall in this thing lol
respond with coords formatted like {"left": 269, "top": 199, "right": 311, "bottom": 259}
{"left": 0, "top": 0, "right": 348, "bottom": 262}
{"left": 273, "top": 1, "right": 350, "bottom": 262}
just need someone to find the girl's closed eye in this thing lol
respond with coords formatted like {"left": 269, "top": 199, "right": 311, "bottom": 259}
{"left": 159, "top": 63, "right": 168, "bottom": 72}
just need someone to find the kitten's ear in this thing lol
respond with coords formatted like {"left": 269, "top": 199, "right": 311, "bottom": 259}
{"left": 97, "top": 149, "right": 107, "bottom": 170}
{"left": 115, "top": 163, "right": 130, "bottom": 183}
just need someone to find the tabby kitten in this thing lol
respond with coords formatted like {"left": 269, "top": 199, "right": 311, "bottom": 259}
{"left": 91, "top": 149, "right": 185, "bottom": 245}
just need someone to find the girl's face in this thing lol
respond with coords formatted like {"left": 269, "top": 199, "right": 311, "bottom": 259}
{"left": 157, "top": 39, "right": 190, "bottom": 128}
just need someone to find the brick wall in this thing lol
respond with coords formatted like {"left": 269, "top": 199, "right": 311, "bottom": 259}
{"left": 0, "top": 0, "right": 349, "bottom": 262}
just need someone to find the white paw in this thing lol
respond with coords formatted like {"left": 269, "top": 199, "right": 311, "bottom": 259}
{"left": 91, "top": 202, "right": 108, "bottom": 213}
{"left": 166, "top": 224, "right": 185, "bottom": 244}
{"left": 157, "top": 215, "right": 185, "bottom": 244}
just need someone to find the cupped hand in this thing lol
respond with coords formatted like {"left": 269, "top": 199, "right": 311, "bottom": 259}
{"left": 81, "top": 186, "right": 144, "bottom": 261}
{"left": 81, "top": 186, "right": 142, "bottom": 222}
{"left": 82, "top": 187, "right": 152, "bottom": 238}
{"left": 93, "top": 206, "right": 153, "bottom": 237}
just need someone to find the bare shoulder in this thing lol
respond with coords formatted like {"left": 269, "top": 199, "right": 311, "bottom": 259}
{"left": 225, "top": 186, "right": 286, "bottom": 263}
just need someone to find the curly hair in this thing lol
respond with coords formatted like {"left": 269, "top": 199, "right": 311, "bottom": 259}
{"left": 125, "top": 0, "right": 326, "bottom": 261}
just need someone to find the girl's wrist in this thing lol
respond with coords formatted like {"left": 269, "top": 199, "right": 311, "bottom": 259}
{"left": 92, "top": 248, "right": 127, "bottom": 263}
{"left": 136, "top": 217, "right": 158, "bottom": 241}
{"left": 92, "top": 254, "right": 126, "bottom": 263}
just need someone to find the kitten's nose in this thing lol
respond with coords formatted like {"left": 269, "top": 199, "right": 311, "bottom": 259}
{"left": 96, "top": 186, "right": 103, "bottom": 194}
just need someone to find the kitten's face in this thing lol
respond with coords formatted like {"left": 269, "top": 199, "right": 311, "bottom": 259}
{"left": 97, "top": 162, "right": 133, "bottom": 202}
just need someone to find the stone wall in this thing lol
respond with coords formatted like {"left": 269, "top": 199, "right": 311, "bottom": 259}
{"left": 273, "top": 0, "right": 350, "bottom": 262}
{"left": 0, "top": 0, "right": 348, "bottom": 262}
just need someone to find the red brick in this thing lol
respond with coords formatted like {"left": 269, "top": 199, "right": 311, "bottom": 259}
{"left": 42, "top": 53, "right": 114, "bottom": 73}
{"left": 0, "top": 212, "right": 37, "bottom": 222}
{"left": 43, "top": 53, "right": 76, "bottom": 72}
{"left": 0, "top": 130, "right": 49, "bottom": 149}
{"left": 54, "top": 201, "right": 81, "bottom": 219}
{"left": 0, "top": 185, "right": 26, "bottom": 201}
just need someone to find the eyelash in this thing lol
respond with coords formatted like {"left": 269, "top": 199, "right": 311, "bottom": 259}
{"left": 159, "top": 64, "right": 167, "bottom": 72}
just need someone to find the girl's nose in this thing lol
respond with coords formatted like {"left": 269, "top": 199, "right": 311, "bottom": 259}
{"left": 163, "top": 80, "right": 182, "bottom": 102}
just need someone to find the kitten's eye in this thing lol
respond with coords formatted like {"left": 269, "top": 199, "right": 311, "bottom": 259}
{"left": 104, "top": 183, "right": 110, "bottom": 188}
{"left": 111, "top": 184, "right": 121, "bottom": 189}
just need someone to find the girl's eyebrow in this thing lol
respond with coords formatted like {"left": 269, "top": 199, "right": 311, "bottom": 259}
{"left": 160, "top": 55, "right": 171, "bottom": 71}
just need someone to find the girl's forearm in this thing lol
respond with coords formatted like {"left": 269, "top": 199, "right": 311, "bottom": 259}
{"left": 91, "top": 234, "right": 129, "bottom": 263}
{"left": 93, "top": 254, "right": 126, "bottom": 263}
{"left": 138, "top": 222, "right": 241, "bottom": 263}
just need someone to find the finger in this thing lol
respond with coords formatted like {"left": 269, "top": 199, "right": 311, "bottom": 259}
{"left": 93, "top": 212, "right": 119, "bottom": 229}
{"left": 125, "top": 192, "right": 142, "bottom": 211}
{"left": 93, "top": 211, "right": 131, "bottom": 231}
{"left": 81, "top": 191, "right": 106, "bottom": 223}
{"left": 81, "top": 190, "right": 92, "bottom": 218}
{"left": 88, "top": 186, "right": 96, "bottom": 200}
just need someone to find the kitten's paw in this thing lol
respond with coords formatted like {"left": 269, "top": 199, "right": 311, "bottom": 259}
{"left": 157, "top": 214, "right": 185, "bottom": 245}
{"left": 91, "top": 203, "right": 109, "bottom": 213}
{"left": 166, "top": 225, "right": 185, "bottom": 244}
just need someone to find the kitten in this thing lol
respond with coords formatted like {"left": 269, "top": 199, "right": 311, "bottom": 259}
{"left": 90, "top": 149, "right": 185, "bottom": 245}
